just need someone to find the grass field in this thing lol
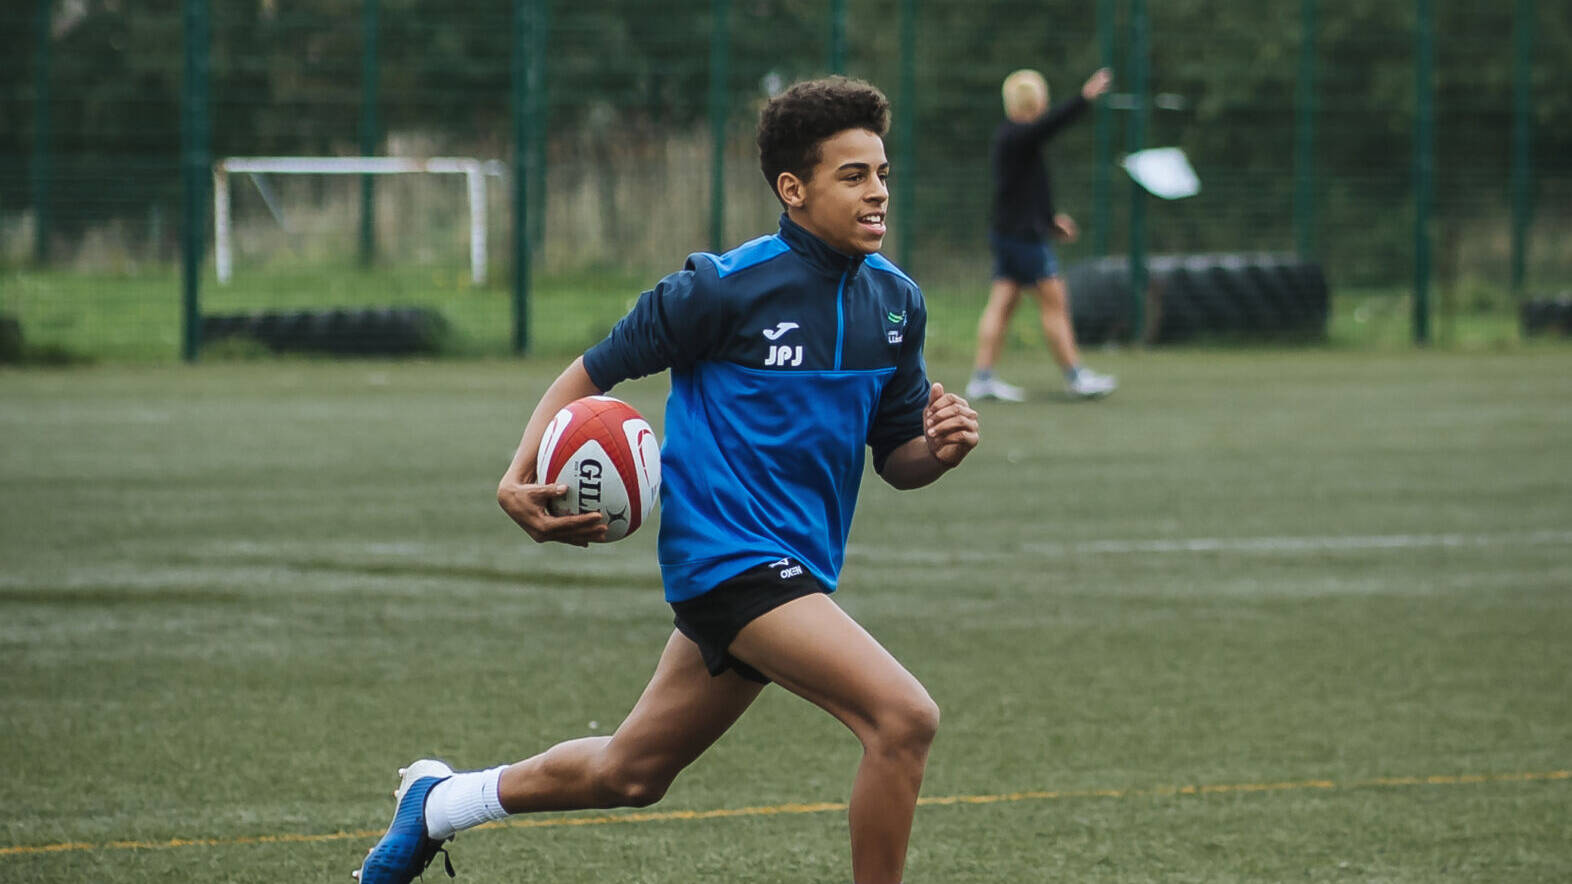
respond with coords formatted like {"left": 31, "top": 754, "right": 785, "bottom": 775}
{"left": 0, "top": 265, "right": 648, "bottom": 363}
{"left": 0, "top": 265, "right": 1536, "bottom": 364}
{"left": 2, "top": 348, "right": 1570, "bottom": 882}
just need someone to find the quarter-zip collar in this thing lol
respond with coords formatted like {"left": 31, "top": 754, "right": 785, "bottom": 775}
{"left": 777, "top": 213, "right": 867, "bottom": 280}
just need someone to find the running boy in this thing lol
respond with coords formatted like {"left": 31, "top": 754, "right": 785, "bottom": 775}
{"left": 967, "top": 67, "right": 1117, "bottom": 402}
{"left": 354, "top": 76, "right": 979, "bottom": 884}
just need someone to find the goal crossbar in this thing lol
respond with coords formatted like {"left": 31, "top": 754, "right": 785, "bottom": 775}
{"left": 213, "top": 156, "right": 506, "bottom": 284}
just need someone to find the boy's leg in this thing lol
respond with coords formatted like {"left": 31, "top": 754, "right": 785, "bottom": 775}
{"left": 1031, "top": 276, "right": 1080, "bottom": 371}
{"left": 971, "top": 278, "right": 1029, "bottom": 400}
{"left": 972, "top": 278, "right": 1023, "bottom": 373}
{"left": 728, "top": 593, "right": 940, "bottom": 884}
{"left": 496, "top": 629, "right": 765, "bottom": 813}
{"left": 360, "top": 632, "right": 758, "bottom": 883}
{"left": 1034, "top": 276, "right": 1117, "bottom": 397}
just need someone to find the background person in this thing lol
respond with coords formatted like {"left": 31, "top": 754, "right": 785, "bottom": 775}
{"left": 967, "top": 67, "right": 1117, "bottom": 402}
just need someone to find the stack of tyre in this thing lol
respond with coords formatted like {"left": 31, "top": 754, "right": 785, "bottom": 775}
{"left": 1065, "top": 254, "right": 1329, "bottom": 345}
{"left": 0, "top": 314, "right": 20, "bottom": 362}
{"left": 1521, "top": 296, "right": 1572, "bottom": 337}
{"left": 202, "top": 307, "right": 448, "bottom": 355}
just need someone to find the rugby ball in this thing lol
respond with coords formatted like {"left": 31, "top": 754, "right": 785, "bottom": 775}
{"left": 536, "top": 395, "right": 661, "bottom": 542}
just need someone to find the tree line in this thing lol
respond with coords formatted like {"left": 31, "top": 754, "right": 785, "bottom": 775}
{"left": 2, "top": 0, "right": 1566, "bottom": 279}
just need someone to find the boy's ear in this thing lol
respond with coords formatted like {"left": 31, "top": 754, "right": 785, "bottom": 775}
{"left": 776, "top": 171, "right": 807, "bottom": 208}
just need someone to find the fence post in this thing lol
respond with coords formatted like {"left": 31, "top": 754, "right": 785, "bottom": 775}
{"left": 510, "top": 0, "right": 534, "bottom": 354}
{"left": 1412, "top": 0, "right": 1434, "bottom": 345}
{"left": 828, "top": 0, "right": 847, "bottom": 74}
{"left": 530, "top": 0, "right": 549, "bottom": 254}
{"left": 896, "top": 0, "right": 916, "bottom": 270}
{"left": 1092, "top": 0, "right": 1115, "bottom": 257}
{"left": 32, "top": 0, "right": 51, "bottom": 266}
{"left": 709, "top": 0, "right": 731, "bottom": 253}
{"left": 181, "top": 0, "right": 210, "bottom": 362}
{"left": 1294, "top": 0, "right": 1316, "bottom": 258}
{"left": 1510, "top": 0, "right": 1533, "bottom": 298}
{"left": 359, "top": 0, "right": 380, "bottom": 268}
{"left": 1126, "top": 0, "right": 1148, "bottom": 342}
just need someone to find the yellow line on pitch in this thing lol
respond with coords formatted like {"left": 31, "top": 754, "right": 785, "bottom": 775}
{"left": 1, "top": 770, "right": 1565, "bottom": 857}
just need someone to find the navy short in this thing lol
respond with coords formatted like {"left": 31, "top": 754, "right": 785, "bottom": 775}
{"left": 990, "top": 232, "right": 1059, "bottom": 284}
{"left": 670, "top": 557, "right": 826, "bottom": 684}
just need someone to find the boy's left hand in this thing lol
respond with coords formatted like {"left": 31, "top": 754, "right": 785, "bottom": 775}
{"left": 1052, "top": 213, "right": 1080, "bottom": 242}
{"left": 923, "top": 382, "right": 980, "bottom": 467}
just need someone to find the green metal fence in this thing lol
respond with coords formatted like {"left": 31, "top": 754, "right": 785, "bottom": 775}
{"left": 2, "top": 0, "right": 1568, "bottom": 360}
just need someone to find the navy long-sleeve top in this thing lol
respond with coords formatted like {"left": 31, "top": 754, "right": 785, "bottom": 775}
{"left": 582, "top": 214, "right": 930, "bottom": 602}
{"left": 990, "top": 93, "right": 1091, "bottom": 240}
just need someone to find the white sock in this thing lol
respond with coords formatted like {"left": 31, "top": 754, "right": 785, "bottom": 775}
{"left": 423, "top": 765, "right": 509, "bottom": 840}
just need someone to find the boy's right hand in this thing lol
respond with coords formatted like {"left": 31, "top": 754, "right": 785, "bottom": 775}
{"left": 497, "top": 480, "right": 609, "bottom": 547}
{"left": 1082, "top": 68, "right": 1113, "bottom": 101}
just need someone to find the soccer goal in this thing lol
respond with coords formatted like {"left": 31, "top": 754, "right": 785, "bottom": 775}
{"left": 212, "top": 156, "right": 506, "bottom": 284}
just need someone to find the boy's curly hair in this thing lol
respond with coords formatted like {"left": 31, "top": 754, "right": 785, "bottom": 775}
{"left": 757, "top": 77, "right": 890, "bottom": 205}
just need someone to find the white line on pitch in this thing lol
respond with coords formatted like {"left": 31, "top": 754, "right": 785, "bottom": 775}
{"left": 847, "top": 530, "right": 1572, "bottom": 564}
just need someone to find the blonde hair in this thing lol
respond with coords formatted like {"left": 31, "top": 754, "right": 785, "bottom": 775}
{"left": 1001, "top": 69, "right": 1049, "bottom": 117}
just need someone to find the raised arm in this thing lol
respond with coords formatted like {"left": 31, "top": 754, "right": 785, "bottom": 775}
{"left": 1010, "top": 67, "right": 1113, "bottom": 146}
{"left": 1081, "top": 67, "right": 1113, "bottom": 102}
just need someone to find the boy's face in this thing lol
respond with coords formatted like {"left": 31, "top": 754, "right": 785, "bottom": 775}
{"left": 779, "top": 127, "right": 889, "bottom": 256}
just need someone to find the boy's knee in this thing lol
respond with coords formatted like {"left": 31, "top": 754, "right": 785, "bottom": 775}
{"left": 607, "top": 777, "right": 668, "bottom": 808}
{"left": 1034, "top": 285, "right": 1068, "bottom": 313}
{"left": 594, "top": 758, "right": 673, "bottom": 809}
{"left": 907, "top": 694, "right": 942, "bottom": 746}
{"left": 875, "top": 692, "right": 941, "bottom": 758}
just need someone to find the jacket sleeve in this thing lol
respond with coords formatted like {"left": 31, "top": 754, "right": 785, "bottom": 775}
{"left": 867, "top": 289, "right": 930, "bottom": 472}
{"left": 1003, "top": 94, "right": 1091, "bottom": 150}
{"left": 581, "top": 255, "right": 729, "bottom": 391}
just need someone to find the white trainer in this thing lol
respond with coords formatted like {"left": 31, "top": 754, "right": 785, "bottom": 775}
{"left": 965, "top": 375, "right": 1028, "bottom": 403}
{"left": 1067, "top": 368, "right": 1117, "bottom": 399}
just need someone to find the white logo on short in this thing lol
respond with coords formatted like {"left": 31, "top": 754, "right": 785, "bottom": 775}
{"left": 761, "top": 321, "right": 800, "bottom": 341}
{"left": 886, "top": 329, "right": 903, "bottom": 344}
{"left": 771, "top": 557, "right": 804, "bottom": 579}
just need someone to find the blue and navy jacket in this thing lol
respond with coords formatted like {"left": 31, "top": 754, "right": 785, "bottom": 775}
{"left": 582, "top": 214, "right": 930, "bottom": 602}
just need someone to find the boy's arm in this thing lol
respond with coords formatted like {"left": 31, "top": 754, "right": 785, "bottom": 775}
{"left": 1014, "top": 94, "right": 1090, "bottom": 146}
{"left": 877, "top": 383, "right": 979, "bottom": 490}
{"left": 500, "top": 261, "right": 713, "bottom": 544}
{"left": 496, "top": 356, "right": 613, "bottom": 546}
{"left": 1012, "top": 69, "right": 1112, "bottom": 147}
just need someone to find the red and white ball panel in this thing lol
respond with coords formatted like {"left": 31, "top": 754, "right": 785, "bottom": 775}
{"left": 536, "top": 395, "right": 661, "bottom": 542}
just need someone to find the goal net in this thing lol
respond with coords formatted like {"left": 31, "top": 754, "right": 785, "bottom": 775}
{"left": 212, "top": 156, "right": 507, "bottom": 285}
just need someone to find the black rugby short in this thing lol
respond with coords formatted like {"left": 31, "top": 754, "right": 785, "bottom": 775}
{"left": 670, "top": 557, "right": 826, "bottom": 684}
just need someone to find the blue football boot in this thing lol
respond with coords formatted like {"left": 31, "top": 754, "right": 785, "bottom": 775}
{"left": 353, "top": 760, "right": 456, "bottom": 883}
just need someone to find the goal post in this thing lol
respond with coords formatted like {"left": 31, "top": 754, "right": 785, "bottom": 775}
{"left": 212, "top": 156, "right": 506, "bottom": 284}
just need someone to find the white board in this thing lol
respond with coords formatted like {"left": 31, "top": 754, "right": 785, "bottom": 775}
{"left": 1121, "top": 147, "right": 1201, "bottom": 200}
